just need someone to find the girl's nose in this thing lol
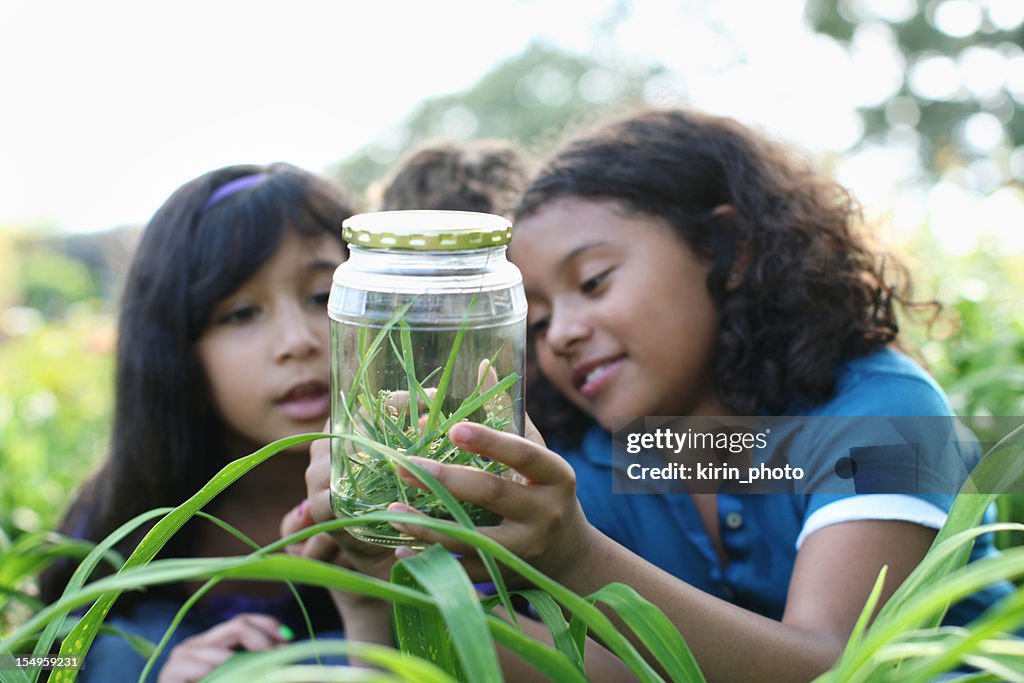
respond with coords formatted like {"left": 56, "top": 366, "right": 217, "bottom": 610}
{"left": 545, "top": 307, "right": 592, "bottom": 357}
{"left": 274, "top": 307, "right": 324, "bottom": 362}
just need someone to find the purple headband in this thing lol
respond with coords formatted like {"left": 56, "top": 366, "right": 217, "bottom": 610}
{"left": 202, "top": 173, "right": 268, "bottom": 211}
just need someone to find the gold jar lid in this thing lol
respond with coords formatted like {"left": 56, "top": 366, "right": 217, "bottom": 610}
{"left": 342, "top": 210, "right": 512, "bottom": 250}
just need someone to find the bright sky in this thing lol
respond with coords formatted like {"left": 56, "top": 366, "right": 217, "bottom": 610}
{"left": 1, "top": 0, "right": 574, "bottom": 232}
{"left": 2, "top": 0, "right": 1021, "bottom": 254}
{"left": 0, "top": 0, "right": 828, "bottom": 233}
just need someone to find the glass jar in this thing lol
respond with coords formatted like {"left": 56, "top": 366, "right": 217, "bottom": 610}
{"left": 328, "top": 210, "right": 527, "bottom": 545}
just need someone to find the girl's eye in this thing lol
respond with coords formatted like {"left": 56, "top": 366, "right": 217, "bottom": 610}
{"left": 218, "top": 305, "right": 259, "bottom": 325}
{"left": 581, "top": 268, "right": 613, "bottom": 294}
{"left": 528, "top": 317, "right": 550, "bottom": 337}
{"left": 310, "top": 291, "right": 330, "bottom": 308}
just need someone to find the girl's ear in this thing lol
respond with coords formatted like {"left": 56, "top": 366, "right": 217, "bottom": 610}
{"left": 711, "top": 204, "right": 751, "bottom": 291}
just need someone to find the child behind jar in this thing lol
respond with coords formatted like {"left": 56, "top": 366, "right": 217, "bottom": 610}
{"left": 41, "top": 163, "right": 357, "bottom": 682}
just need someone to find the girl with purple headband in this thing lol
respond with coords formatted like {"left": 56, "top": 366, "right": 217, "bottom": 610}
{"left": 40, "top": 163, "right": 359, "bottom": 682}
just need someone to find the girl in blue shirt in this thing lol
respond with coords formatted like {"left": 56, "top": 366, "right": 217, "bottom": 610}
{"left": 302, "top": 108, "right": 1009, "bottom": 681}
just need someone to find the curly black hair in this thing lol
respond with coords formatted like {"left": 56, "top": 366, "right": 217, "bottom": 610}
{"left": 517, "top": 107, "right": 920, "bottom": 435}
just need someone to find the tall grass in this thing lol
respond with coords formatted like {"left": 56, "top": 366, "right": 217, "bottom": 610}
{"left": 2, "top": 425, "right": 1023, "bottom": 682}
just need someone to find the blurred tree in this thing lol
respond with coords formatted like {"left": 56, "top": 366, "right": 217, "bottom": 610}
{"left": 329, "top": 41, "right": 664, "bottom": 196}
{"left": 18, "top": 246, "right": 98, "bottom": 317}
{"left": 0, "top": 305, "right": 114, "bottom": 537}
{"left": 804, "top": 0, "right": 1024, "bottom": 194}
{"left": 0, "top": 232, "right": 18, "bottom": 311}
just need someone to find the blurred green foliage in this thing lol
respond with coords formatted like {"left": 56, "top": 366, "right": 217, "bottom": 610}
{"left": 903, "top": 237, "right": 1024, "bottom": 418}
{"left": 330, "top": 41, "right": 662, "bottom": 197}
{"left": 18, "top": 247, "right": 99, "bottom": 317}
{"left": 0, "top": 241, "right": 114, "bottom": 538}
{"left": 899, "top": 232, "right": 1024, "bottom": 549}
{"left": 805, "top": 0, "right": 1023, "bottom": 195}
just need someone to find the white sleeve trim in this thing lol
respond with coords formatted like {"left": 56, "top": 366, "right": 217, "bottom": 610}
{"left": 796, "top": 495, "right": 948, "bottom": 549}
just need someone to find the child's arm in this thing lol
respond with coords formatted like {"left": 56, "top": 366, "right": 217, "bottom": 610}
{"left": 281, "top": 444, "right": 396, "bottom": 654}
{"left": 389, "top": 421, "right": 936, "bottom": 683}
{"left": 295, "top": 435, "right": 638, "bottom": 682}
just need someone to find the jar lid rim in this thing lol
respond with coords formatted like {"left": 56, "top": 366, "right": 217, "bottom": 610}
{"left": 342, "top": 210, "right": 512, "bottom": 250}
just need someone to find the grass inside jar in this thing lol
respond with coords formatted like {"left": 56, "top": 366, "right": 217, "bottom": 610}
{"left": 334, "top": 308, "right": 521, "bottom": 544}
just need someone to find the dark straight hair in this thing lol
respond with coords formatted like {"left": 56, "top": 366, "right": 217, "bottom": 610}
{"left": 41, "top": 163, "right": 356, "bottom": 603}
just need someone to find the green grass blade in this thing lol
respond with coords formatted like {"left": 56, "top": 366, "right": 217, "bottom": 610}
{"left": 333, "top": 433, "right": 519, "bottom": 628}
{"left": 393, "top": 545, "right": 501, "bottom": 683}
{"left": 444, "top": 344, "right": 508, "bottom": 424}
{"left": 959, "top": 654, "right": 1024, "bottom": 683}
{"left": 842, "top": 566, "right": 889, "bottom": 657}
{"left": 408, "top": 371, "right": 518, "bottom": 456}
{"left": 141, "top": 509, "right": 667, "bottom": 682}
{"left": 0, "top": 671, "right": 32, "bottom": 683}
{"left": 588, "top": 582, "right": 706, "bottom": 683}
{"left": 352, "top": 400, "right": 387, "bottom": 444}
{"left": 568, "top": 613, "right": 590, "bottom": 664}
{"left": 20, "top": 610, "right": 158, "bottom": 659}
{"left": 377, "top": 402, "right": 415, "bottom": 451}
{"left": 877, "top": 423, "right": 1024, "bottom": 627}
{"left": 286, "top": 511, "right": 666, "bottom": 681}
{"left": 0, "top": 664, "right": 32, "bottom": 683}
{"left": 962, "top": 422, "right": 1024, "bottom": 498}
{"left": 485, "top": 614, "right": 589, "bottom": 683}
{"left": 341, "top": 511, "right": 666, "bottom": 683}
{"left": 14, "top": 552, "right": 433, "bottom": 649}
{"left": 399, "top": 322, "right": 420, "bottom": 433}
{"left": 344, "top": 301, "right": 415, "bottom": 417}
{"left": 392, "top": 582, "right": 462, "bottom": 679}
{"left": 390, "top": 550, "right": 463, "bottom": 680}
{"left": 485, "top": 589, "right": 584, "bottom": 672}
{"left": 826, "top": 546, "right": 1024, "bottom": 683}
{"left": 138, "top": 511, "right": 319, "bottom": 683}
{"left": 0, "top": 533, "right": 98, "bottom": 588}
{"left": 425, "top": 320, "right": 465, "bottom": 438}
{"left": 896, "top": 589, "right": 1024, "bottom": 683}
{"left": 1, "top": 586, "right": 43, "bottom": 614}
{"left": 200, "top": 638, "right": 458, "bottom": 683}
{"left": 95, "top": 622, "right": 157, "bottom": 660}
{"left": 420, "top": 291, "right": 484, "bottom": 440}
{"left": 428, "top": 374, "right": 519, "bottom": 440}
{"left": 231, "top": 667, "right": 402, "bottom": 683}
{"left": 43, "top": 432, "right": 327, "bottom": 682}
{"left": 138, "top": 576, "right": 213, "bottom": 682}
{"left": 27, "top": 509, "right": 166, "bottom": 671}
{"left": 938, "top": 673, "right": 1006, "bottom": 683}
{"left": 870, "top": 522, "right": 1024, "bottom": 641}
{"left": 875, "top": 493, "right": 995, "bottom": 627}
{"left": 0, "top": 552, "right": 435, "bottom": 683}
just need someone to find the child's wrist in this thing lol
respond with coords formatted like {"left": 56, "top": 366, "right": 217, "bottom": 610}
{"left": 548, "top": 517, "right": 602, "bottom": 587}
{"left": 331, "top": 590, "right": 391, "bottom": 614}
{"left": 577, "top": 524, "right": 617, "bottom": 591}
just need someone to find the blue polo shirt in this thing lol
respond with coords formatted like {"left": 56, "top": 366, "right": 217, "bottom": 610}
{"left": 560, "top": 348, "right": 1012, "bottom": 625}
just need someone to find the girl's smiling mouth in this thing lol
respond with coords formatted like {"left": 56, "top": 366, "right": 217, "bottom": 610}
{"left": 572, "top": 356, "right": 626, "bottom": 398}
